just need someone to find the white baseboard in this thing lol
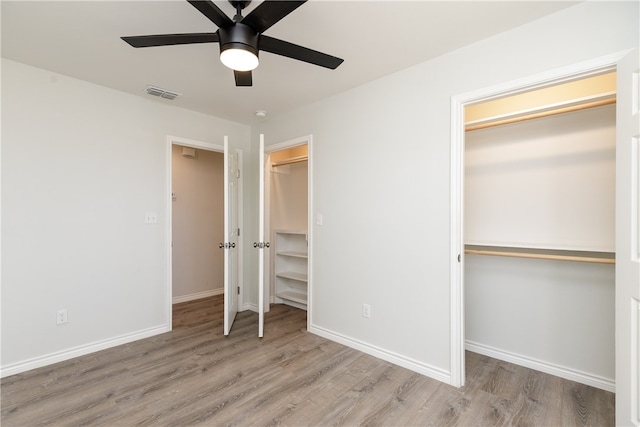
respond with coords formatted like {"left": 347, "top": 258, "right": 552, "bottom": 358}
{"left": 309, "top": 324, "right": 451, "bottom": 385}
{"left": 465, "top": 340, "right": 615, "bottom": 392}
{"left": 0, "top": 325, "right": 169, "bottom": 378}
{"left": 243, "top": 302, "right": 258, "bottom": 312}
{"left": 172, "top": 288, "right": 223, "bottom": 304}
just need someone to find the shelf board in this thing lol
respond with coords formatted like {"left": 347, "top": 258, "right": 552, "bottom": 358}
{"left": 464, "top": 244, "right": 615, "bottom": 264}
{"left": 276, "top": 271, "right": 308, "bottom": 282}
{"left": 277, "top": 251, "right": 308, "bottom": 259}
{"left": 276, "top": 290, "right": 307, "bottom": 305}
{"left": 272, "top": 155, "right": 308, "bottom": 168}
{"left": 274, "top": 229, "right": 307, "bottom": 236}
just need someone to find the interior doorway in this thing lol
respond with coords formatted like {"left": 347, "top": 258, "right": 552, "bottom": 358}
{"left": 166, "top": 135, "right": 242, "bottom": 331}
{"left": 263, "top": 135, "right": 312, "bottom": 327}
{"left": 171, "top": 143, "right": 225, "bottom": 304}
{"left": 449, "top": 53, "right": 626, "bottom": 389}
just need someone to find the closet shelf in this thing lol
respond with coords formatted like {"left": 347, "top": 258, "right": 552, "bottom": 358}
{"left": 464, "top": 245, "right": 615, "bottom": 264}
{"left": 465, "top": 93, "right": 616, "bottom": 132}
{"left": 271, "top": 155, "right": 308, "bottom": 168}
{"left": 276, "top": 271, "right": 308, "bottom": 282}
{"left": 276, "top": 290, "right": 307, "bottom": 305}
{"left": 277, "top": 250, "right": 308, "bottom": 259}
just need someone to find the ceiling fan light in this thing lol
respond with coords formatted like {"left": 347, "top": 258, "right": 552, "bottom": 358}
{"left": 220, "top": 48, "right": 259, "bottom": 71}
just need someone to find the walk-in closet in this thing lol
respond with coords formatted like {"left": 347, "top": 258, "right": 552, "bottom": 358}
{"left": 267, "top": 144, "right": 309, "bottom": 311}
{"left": 463, "top": 72, "right": 616, "bottom": 391}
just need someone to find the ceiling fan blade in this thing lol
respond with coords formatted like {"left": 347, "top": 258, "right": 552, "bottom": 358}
{"left": 260, "top": 35, "right": 343, "bottom": 69}
{"left": 187, "top": 0, "right": 233, "bottom": 28}
{"left": 234, "top": 70, "right": 252, "bottom": 86}
{"left": 122, "top": 33, "right": 219, "bottom": 48}
{"left": 241, "top": 1, "right": 306, "bottom": 34}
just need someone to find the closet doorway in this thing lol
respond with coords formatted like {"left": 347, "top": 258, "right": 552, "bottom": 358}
{"left": 171, "top": 143, "right": 225, "bottom": 304}
{"left": 262, "top": 135, "right": 312, "bottom": 329}
{"left": 463, "top": 72, "right": 616, "bottom": 391}
{"left": 449, "top": 50, "right": 638, "bottom": 404}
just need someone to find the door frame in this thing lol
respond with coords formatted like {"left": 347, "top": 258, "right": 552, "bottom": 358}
{"left": 449, "top": 51, "right": 629, "bottom": 388}
{"left": 263, "top": 134, "right": 313, "bottom": 325}
{"left": 166, "top": 135, "right": 244, "bottom": 330}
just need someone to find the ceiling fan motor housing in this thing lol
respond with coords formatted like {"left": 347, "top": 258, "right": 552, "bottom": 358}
{"left": 219, "top": 23, "right": 259, "bottom": 58}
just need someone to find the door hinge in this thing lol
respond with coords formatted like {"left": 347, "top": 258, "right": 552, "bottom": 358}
{"left": 237, "top": 286, "right": 240, "bottom": 295}
{"left": 236, "top": 169, "right": 240, "bottom": 179}
{"left": 458, "top": 254, "right": 461, "bottom": 263}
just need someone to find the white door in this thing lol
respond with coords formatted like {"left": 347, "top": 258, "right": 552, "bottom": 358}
{"left": 257, "top": 134, "right": 267, "bottom": 337}
{"left": 616, "top": 48, "right": 640, "bottom": 426}
{"left": 223, "top": 136, "right": 239, "bottom": 336}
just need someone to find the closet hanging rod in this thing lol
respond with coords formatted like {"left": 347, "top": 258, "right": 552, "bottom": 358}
{"left": 465, "top": 93, "right": 616, "bottom": 132}
{"left": 464, "top": 248, "right": 615, "bottom": 264}
{"left": 271, "top": 155, "right": 308, "bottom": 168}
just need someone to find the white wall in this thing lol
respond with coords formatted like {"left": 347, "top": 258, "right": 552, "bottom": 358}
{"left": 465, "top": 104, "right": 616, "bottom": 251}
{"left": 1, "top": 59, "right": 250, "bottom": 374}
{"left": 171, "top": 145, "right": 224, "bottom": 301}
{"left": 465, "top": 255, "right": 615, "bottom": 385}
{"left": 252, "top": 1, "right": 638, "bottom": 381}
{"left": 270, "top": 162, "right": 308, "bottom": 232}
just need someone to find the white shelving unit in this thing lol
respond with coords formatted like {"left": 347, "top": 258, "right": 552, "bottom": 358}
{"left": 273, "top": 230, "right": 308, "bottom": 310}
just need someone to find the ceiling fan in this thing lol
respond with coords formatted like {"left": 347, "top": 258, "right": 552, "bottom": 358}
{"left": 121, "top": 0, "right": 344, "bottom": 87}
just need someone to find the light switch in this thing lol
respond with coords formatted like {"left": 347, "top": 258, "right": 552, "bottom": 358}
{"left": 144, "top": 212, "right": 158, "bottom": 224}
{"left": 316, "top": 213, "right": 323, "bottom": 226}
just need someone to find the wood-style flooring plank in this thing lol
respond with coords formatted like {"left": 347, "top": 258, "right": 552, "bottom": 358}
{"left": 1, "top": 295, "right": 615, "bottom": 426}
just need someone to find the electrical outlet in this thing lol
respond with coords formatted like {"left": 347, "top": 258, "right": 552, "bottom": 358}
{"left": 362, "top": 303, "right": 371, "bottom": 319}
{"left": 57, "top": 309, "right": 68, "bottom": 325}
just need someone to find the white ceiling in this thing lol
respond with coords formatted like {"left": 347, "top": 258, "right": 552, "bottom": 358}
{"left": 1, "top": 0, "right": 579, "bottom": 125}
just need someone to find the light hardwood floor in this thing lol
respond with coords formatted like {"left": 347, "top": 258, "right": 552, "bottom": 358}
{"left": 1, "top": 295, "right": 614, "bottom": 426}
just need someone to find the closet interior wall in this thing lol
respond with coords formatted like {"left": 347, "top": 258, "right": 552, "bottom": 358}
{"left": 268, "top": 146, "right": 308, "bottom": 309}
{"left": 463, "top": 79, "right": 616, "bottom": 391}
{"left": 171, "top": 145, "right": 225, "bottom": 302}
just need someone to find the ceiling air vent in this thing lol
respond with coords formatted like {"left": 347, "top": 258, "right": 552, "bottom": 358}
{"left": 144, "top": 85, "right": 180, "bottom": 100}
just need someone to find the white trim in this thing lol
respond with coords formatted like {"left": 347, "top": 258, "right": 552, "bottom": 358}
{"left": 466, "top": 341, "right": 615, "bottom": 393}
{"left": 258, "top": 135, "right": 265, "bottom": 337}
{"left": 307, "top": 135, "right": 314, "bottom": 326}
{"left": 449, "top": 95, "right": 465, "bottom": 388}
{"left": 172, "top": 288, "right": 223, "bottom": 304}
{"left": 244, "top": 302, "right": 259, "bottom": 312}
{"left": 459, "top": 52, "right": 622, "bottom": 106}
{"left": 236, "top": 149, "right": 244, "bottom": 312}
{"left": 0, "top": 325, "right": 169, "bottom": 378}
{"left": 450, "top": 51, "right": 630, "bottom": 389}
{"left": 309, "top": 325, "right": 451, "bottom": 384}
